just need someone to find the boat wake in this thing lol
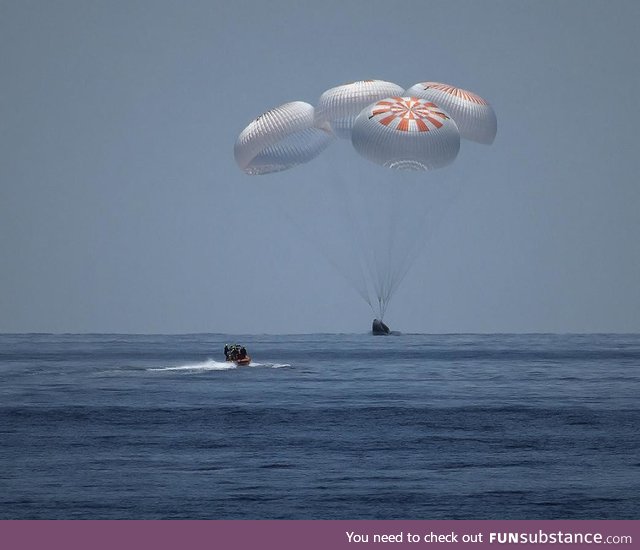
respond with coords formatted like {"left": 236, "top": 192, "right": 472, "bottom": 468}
{"left": 147, "top": 359, "right": 290, "bottom": 372}
{"left": 250, "top": 362, "right": 290, "bottom": 369}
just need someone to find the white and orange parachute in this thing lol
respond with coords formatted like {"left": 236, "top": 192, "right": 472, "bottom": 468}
{"left": 404, "top": 82, "right": 497, "bottom": 144}
{"left": 351, "top": 96, "right": 460, "bottom": 170}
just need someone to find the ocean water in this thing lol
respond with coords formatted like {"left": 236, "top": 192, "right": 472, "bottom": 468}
{"left": 1, "top": 333, "right": 639, "bottom": 519}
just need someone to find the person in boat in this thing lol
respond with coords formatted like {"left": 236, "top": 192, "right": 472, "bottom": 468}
{"left": 225, "top": 344, "right": 237, "bottom": 361}
{"left": 238, "top": 346, "right": 247, "bottom": 360}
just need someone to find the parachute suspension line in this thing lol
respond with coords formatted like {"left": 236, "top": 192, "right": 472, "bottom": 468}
{"left": 377, "top": 176, "right": 450, "bottom": 318}
{"left": 385, "top": 177, "right": 465, "bottom": 306}
{"left": 260, "top": 173, "right": 373, "bottom": 312}
{"left": 386, "top": 200, "right": 436, "bottom": 304}
{"left": 398, "top": 176, "right": 465, "bottom": 317}
{"left": 337, "top": 168, "right": 384, "bottom": 314}
{"left": 367, "top": 179, "right": 390, "bottom": 319}
{"left": 386, "top": 183, "right": 428, "bottom": 301}
{"left": 325, "top": 157, "right": 376, "bottom": 312}
{"left": 368, "top": 176, "right": 410, "bottom": 321}
{"left": 345, "top": 169, "right": 413, "bottom": 321}
{"left": 351, "top": 174, "right": 387, "bottom": 320}
{"left": 381, "top": 177, "right": 405, "bottom": 316}
{"left": 362, "top": 178, "right": 384, "bottom": 312}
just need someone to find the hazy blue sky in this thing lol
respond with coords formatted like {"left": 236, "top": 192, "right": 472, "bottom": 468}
{"left": 1, "top": 0, "right": 639, "bottom": 334}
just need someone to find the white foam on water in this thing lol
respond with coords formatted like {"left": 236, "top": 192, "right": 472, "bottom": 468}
{"left": 147, "top": 360, "right": 291, "bottom": 372}
{"left": 249, "top": 362, "right": 291, "bottom": 369}
{"left": 147, "top": 359, "right": 236, "bottom": 372}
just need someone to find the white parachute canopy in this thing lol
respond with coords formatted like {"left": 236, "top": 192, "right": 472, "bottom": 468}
{"left": 404, "top": 82, "right": 497, "bottom": 145}
{"left": 314, "top": 80, "right": 405, "bottom": 139}
{"left": 234, "top": 101, "right": 334, "bottom": 175}
{"left": 351, "top": 96, "right": 460, "bottom": 170}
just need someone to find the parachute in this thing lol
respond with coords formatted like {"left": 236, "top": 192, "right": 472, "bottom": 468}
{"left": 404, "top": 82, "right": 497, "bottom": 145}
{"left": 351, "top": 96, "right": 460, "bottom": 170}
{"left": 234, "top": 101, "right": 334, "bottom": 175}
{"left": 315, "top": 80, "right": 405, "bottom": 139}
{"left": 234, "top": 80, "right": 496, "bottom": 323}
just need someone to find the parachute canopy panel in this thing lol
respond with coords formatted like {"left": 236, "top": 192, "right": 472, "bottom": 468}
{"left": 405, "top": 82, "right": 497, "bottom": 145}
{"left": 351, "top": 97, "right": 461, "bottom": 171}
{"left": 234, "top": 101, "right": 334, "bottom": 175}
{"left": 315, "top": 80, "right": 405, "bottom": 140}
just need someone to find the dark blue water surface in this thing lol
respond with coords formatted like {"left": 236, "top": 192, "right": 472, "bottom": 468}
{"left": 1, "top": 333, "right": 639, "bottom": 519}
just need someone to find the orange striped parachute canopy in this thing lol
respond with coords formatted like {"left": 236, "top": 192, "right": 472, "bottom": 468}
{"left": 404, "top": 82, "right": 497, "bottom": 145}
{"left": 351, "top": 97, "right": 460, "bottom": 171}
